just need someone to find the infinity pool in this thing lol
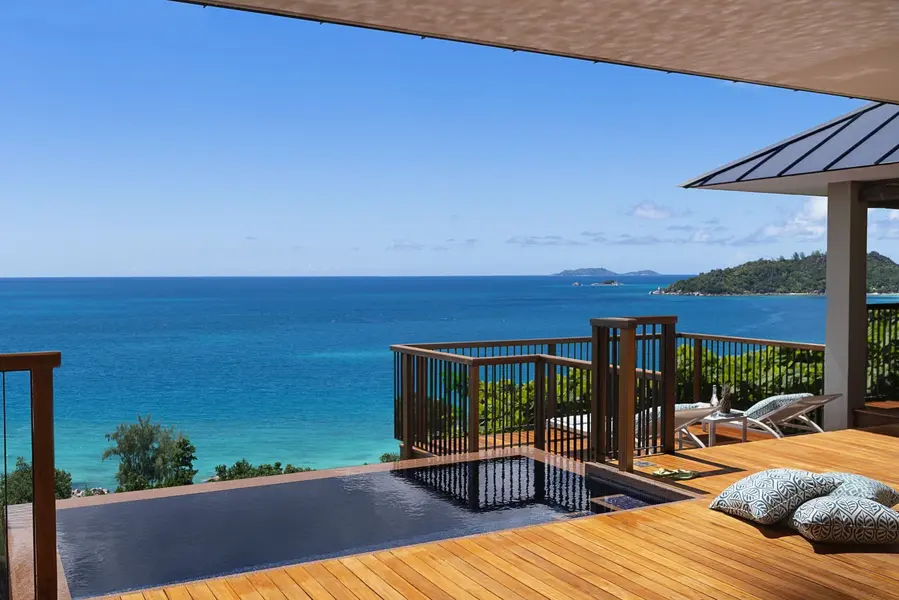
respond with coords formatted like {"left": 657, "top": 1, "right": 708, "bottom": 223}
{"left": 57, "top": 456, "right": 668, "bottom": 598}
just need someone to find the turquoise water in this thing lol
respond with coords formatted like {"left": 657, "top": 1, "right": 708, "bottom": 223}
{"left": 0, "top": 276, "right": 831, "bottom": 487}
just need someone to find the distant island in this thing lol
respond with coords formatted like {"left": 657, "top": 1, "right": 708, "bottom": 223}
{"left": 658, "top": 251, "right": 899, "bottom": 296}
{"left": 553, "top": 267, "right": 661, "bottom": 277}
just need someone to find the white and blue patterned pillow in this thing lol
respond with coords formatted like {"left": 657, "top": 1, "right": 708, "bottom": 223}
{"left": 744, "top": 393, "right": 812, "bottom": 420}
{"left": 710, "top": 469, "right": 839, "bottom": 525}
{"left": 788, "top": 497, "right": 899, "bottom": 544}
{"left": 824, "top": 473, "right": 899, "bottom": 507}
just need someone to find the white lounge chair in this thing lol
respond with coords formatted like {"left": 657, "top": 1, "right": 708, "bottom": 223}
{"left": 719, "top": 393, "right": 842, "bottom": 438}
{"left": 547, "top": 403, "right": 718, "bottom": 449}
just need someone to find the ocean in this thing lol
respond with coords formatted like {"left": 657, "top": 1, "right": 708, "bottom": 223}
{"left": 0, "top": 276, "right": 831, "bottom": 488}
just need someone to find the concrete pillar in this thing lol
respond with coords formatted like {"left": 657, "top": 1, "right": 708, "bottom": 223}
{"left": 823, "top": 181, "right": 867, "bottom": 430}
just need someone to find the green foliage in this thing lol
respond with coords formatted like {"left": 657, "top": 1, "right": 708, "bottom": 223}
{"left": 868, "top": 308, "right": 899, "bottom": 398}
{"left": 0, "top": 457, "right": 72, "bottom": 506}
{"left": 379, "top": 452, "right": 401, "bottom": 463}
{"left": 666, "top": 251, "right": 899, "bottom": 295}
{"left": 102, "top": 415, "right": 197, "bottom": 492}
{"left": 213, "top": 459, "right": 313, "bottom": 481}
{"left": 676, "top": 344, "right": 825, "bottom": 410}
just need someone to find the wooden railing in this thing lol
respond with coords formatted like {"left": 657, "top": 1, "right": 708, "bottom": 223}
{"left": 393, "top": 320, "right": 678, "bottom": 472}
{"left": 0, "top": 352, "right": 61, "bottom": 600}
{"left": 676, "top": 333, "right": 826, "bottom": 410}
{"left": 867, "top": 303, "right": 899, "bottom": 400}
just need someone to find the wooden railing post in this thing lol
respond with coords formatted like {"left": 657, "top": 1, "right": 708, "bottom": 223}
{"left": 661, "top": 323, "right": 677, "bottom": 453}
{"left": 416, "top": 356, "right": 427, "bottom": 451}
{"left": 468, "top": 365, "right": 480, "bottom": 453}
{"left": 693, "top": 339, "right": 702, "bottom": 402}
{"left": 618, "top": 325, "right": 637, "bottom": 472}
{"left": 546, "top": 343, "right": 558, "bottom": 419}
{"left": 591, "top": 325, "right": 608, "bottom": 462}
{"left": 534, "top": 357, "right": 546, "bottom": 451}
{"left": 401, "top": 353, "right": 414, "bottom": 459}
{"left": 31, "top": 358, "right": 60, "bottom": 600}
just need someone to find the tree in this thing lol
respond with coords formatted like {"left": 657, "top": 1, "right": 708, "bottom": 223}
{"left": 213, "top": 459, "right": 313, "bottom": 481}
{"left": 163, "top": 436, "right": 198, "bottom": 487}
{"left": 0, "top": 457, "right": 72, "bottom": 506}
{"left": 379, "top": 452, "right": 401, "bottom": 463}
{"left": 102, "top": 415, "right": 197, "bottom": 492}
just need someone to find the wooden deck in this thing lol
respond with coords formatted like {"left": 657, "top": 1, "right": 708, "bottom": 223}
{"left": 101, "top": 426, "right": 899, "bottom": 600}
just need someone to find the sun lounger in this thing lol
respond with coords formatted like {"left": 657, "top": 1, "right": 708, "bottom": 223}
{"left": 547, "top": 403, "right": 718, "bottom": 449}
{"left": 721, "top": 393, "right": 842, "bottom": 438}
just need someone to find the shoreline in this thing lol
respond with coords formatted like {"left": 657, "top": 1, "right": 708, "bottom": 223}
{"left": 653, "top": 290, "right": 899, "bottom": 297}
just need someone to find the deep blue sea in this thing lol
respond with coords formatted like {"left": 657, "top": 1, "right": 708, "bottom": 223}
{"left": 0, "top": 276, "right": 834, "bottom": 487}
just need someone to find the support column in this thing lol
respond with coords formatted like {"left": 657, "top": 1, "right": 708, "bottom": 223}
{"left": 823, "top": 181, "right": 867, "bottom": 430}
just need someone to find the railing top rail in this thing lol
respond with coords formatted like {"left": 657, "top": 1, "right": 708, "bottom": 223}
{"left": 590, "top": 315, "right": 678, "bottom": 329}
{"left": 678, "top": 332, "right": 824, "bottom": 352}
{"left": 0, "top": 352, "right": 62, "bottom": 372}
{"left": 390, "top": 345, "right": 475, "bottom": 365}
{"left": 543, "top": 355, "right": 591, "bottom": 369}
{"left": 402, "top": 336, "right": 591, "bottom": 350}
{"left": 868, "top": 302, "right": 899, "bottom": 311}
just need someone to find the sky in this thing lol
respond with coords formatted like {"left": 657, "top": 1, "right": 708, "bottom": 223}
{"left": 2, "top": 1, "right": 896, "bottom": 276}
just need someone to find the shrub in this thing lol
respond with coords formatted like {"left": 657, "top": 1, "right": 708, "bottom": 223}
{"left": 0, "top": 457, "right": 72, "bottom": 505}
{"left": 213, "top": 459, "right": 313, "bottom": 481}
{"left": 101, "top": 415, "right": 197, "bottom": 492}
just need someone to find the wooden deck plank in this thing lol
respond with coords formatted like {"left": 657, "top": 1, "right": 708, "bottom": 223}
{"left": 339, "top": 556, "right": 414, "bottom": 600}
{"left": 300, "top": 563, "right": 357, "bottom": 600}
{"left": 371, "top": 552, "right": 456, "bottom": 600}
{"left": 224, "top": 577, "right": 266, "bottom": 600}
{"left": 264, "top": 570, "right": 313, "bottom": 600}
{"left": 320, "top": 560, "right": 380, "bottom": 600}
{"left": 205, "top": 579, "right": 241, "bottom": 600}
{"left": 85, "top": 426, "right": 899, "bottom": 600}
{"left": 245, "top": 573, "right": 289, "bottom": 600}
{"left": 183, "top": 582, "right": 219, "bottom": 600}
{"left": 164, "top": 587, "right": 194, "bottom": 600}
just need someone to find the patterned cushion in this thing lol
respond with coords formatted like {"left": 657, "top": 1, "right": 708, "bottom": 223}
{"left": 710, "top": 469, "right": 839, "bottom": 525}
{"left": 744, "top": 393, "right": 812, "bottom": 420}
{"left": 675, "top": 402, "right": 711, "bottom": 410}
{"left": 788, "top": 497, "right": 899, "bottom": 544}
{"left": 824, "top": 473, "right": 899, "bottom": 507}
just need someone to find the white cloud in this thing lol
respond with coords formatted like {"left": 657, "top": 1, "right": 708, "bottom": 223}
{"left": 507, "top": 235, "right": 585, "bottom": 247}
{"left": 735, "top": 197, "right": 827, "bottom": 245}
{"left": 628, "top": 201, "right": 677, "bottom": 220}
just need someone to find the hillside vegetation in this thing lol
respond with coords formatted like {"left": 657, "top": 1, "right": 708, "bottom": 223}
{"left": 665, "top": 251, "right": 899, "bottom": 295}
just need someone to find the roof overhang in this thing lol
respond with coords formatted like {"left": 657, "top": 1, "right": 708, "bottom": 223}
{"left": 173, "top": 0, "right": 899, "bottom": 103}
{"left": 685, "top": 102, "right": 899, "bottom": 196}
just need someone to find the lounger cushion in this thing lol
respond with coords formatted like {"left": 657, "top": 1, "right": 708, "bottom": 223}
{"left": 743, "top": 393, "right": 812, "bottom": 420}
{"left": 675, "top": 402, "right": 712, "bottom": 410}
{"left": 824, "top": 473, "right": 899, "bottom": 507}
{"left": 710, "top": 468, "right": 839, "bottom": 524}
{"left": 788, "top": 497, "right": 899, "bottom": 544}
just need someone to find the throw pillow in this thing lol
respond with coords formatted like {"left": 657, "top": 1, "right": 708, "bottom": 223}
{"left": 710, "top": 468, "right": 838, "bottom": 524}
{"left": 789, "top": 496, "right": 899, "bottom": 544}
{"left": 824, "top": 472, "right": 899, "bottom": 507}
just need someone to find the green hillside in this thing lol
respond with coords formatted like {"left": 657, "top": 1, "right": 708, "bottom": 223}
{"left": 664, "top": 251, "right": 899, "bottom": 295}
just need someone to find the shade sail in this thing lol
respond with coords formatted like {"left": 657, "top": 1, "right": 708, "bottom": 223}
{"left": 173, "top": 0, "right": 899, "bottom": 103}
{"left": 684, "top": 102, "right": 899, "bottom": 196}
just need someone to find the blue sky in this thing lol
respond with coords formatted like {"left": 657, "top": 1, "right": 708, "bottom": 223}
{"left": 2, "top": 0, "right": 894, "bottom": 276}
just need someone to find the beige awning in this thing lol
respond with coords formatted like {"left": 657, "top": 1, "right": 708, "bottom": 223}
{"left": 173, "top": 0, "right": 899, "bottom": 103}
